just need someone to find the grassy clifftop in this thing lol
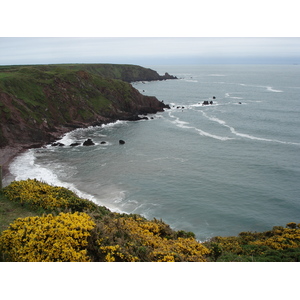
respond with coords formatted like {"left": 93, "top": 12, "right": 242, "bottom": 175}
{"left": 0, "top": 64, "right": 172, "bottom": 148}
{"left": 0, "top": 63, "right": 177, "bottom": 82}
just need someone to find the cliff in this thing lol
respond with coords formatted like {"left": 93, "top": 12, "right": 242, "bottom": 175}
{"left": 0, "top": 64, "right": 176, "bottom": 170}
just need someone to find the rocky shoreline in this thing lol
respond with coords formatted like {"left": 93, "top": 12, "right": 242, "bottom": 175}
{"left": 0, "top": 64, "right": 176, "bottom": 182}
{"left": 0, "top": 112, "right": 167, "bottom": 185}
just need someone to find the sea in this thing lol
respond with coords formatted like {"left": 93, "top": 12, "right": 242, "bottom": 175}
{"left": 7, "top": 64, "right": 300, "bottom": 241}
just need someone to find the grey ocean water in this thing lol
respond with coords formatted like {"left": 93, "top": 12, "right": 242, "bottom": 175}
{"left": 9, "top": 65, "right": 300, "bottom": 241}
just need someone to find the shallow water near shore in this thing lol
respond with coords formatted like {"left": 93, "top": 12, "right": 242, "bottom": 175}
{"left": 8, "top": 65, "right": 300, "bottom": 241}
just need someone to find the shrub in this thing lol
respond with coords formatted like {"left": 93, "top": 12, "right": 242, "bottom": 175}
{"left": 206, "top": 222, "right": 300, "bottom": 261}
{"left": 286, "top": 222, "right": 297, "bottom": 229}
{"left": 3, "top": 179, "right": 100, "bottom": 213}
{"left": 88, "top": 215, "right": 210, "bottom": 262}
{"left": 0, "top": 212, "right": 95, "bottom": 262}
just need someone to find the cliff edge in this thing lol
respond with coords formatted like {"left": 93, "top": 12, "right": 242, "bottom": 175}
{"left": 0, "top": 64, "right": 176, "bottom": 171}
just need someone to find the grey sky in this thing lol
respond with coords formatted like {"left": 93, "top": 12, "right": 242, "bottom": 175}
{"left": 1, "top": 37, "right": 300, "bottom": 66}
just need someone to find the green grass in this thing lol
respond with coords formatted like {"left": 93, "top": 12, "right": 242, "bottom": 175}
{"left": 0, "top": 191, "right": 44, "bottom": 233}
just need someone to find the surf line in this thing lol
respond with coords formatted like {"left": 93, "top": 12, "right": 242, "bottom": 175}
{"left": 167, "top": 110, "right": 233, "bottom": 141}
{"left": 239, "top": 83, "right": 283, "bottom": 93}
{"left": 199, "top": 110, "right": 300, "bottom": 146}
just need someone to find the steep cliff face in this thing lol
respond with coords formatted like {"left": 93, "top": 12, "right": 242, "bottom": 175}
{"left": 0, "top": 64, "right": 174, "bottom": 150}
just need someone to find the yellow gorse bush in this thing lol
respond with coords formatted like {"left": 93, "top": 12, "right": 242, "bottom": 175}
{"left": 250, "top": 227, "right": 300, "bottom": 251}
{"left": 0, "top": 212, "right": 96, "bottom": 262}
{"left": 209, "top": 223, "right": 300, "bottom": 260}
{"left": 210, "top": 236, "right": 243, "bottom": 254}
{"left": 3, "top": 179, "right": 98, "bottom": 212}
{"left": 95, "top": 216, "right": 210, "bottom": 262}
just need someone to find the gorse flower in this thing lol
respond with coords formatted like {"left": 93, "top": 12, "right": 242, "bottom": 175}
{"left": 0, "top": 212, "right": 96, "bottom": 262}
{"left": 207, "top": 223, "right": 300, "bottom": 261}
{"left": 0, "top": 179, "right": 210, "bottom": 262}
{"left": 4, "top": 179, "right": 297, "bottom": 262}
{"left": 3, "top": 179, "right": 98, "bottom": 212}
{"left": 93, "top": 216, "right": 210, "bottom": 262}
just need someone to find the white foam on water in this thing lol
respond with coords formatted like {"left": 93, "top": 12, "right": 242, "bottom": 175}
{"left": 194, "top": 128, "right": 233, "bottom": 141}
{"left": 130, "top": 202, "right": 160, "bottom": 219}
{"left": 190, "top": 102, "right": 221, "bottom": 108}
{"left": 101, "top": 120, "right": 128, "bottom": 128}
{"left": 266, "top": 86, "right": 283, "bottom": 93}
{"left": 200, "top": 111, "right": 300, "bottom": 146}
{"left": 182, "top": 79, "right": 198, "bottom": 83}
{"left": 112, "top": 191, "right": 126, "bottom": 204}
{"left": 8, "top": 148, "right": 129, "bottom": 213}
{"left": 229, "top": 127, "right": 300, "bottom": 145}
{"left": 240, "top": 83, "right": 283, "bottom": 93}
{"left": 56, "top": 133, "right": 77, "bottom": 146}
{"left": 172, "top": 118, "right": 192, "bottom": 129}
{"left": 207, "top": 74, "right": 226, "bottom": 77}
{"left": 10, "top": 150, "right": 58, "bottom": 184}
{"left": 168, "top": 110, "right": 233, "bottom": 141}
{"left": 225, "top": 92, "right": 243, "bottom": 100}
{"left": 49, "top": 120, "right": 129, "bottom": 148}
{"left": 9, "top": 150, "right": 91, "bottom": 199}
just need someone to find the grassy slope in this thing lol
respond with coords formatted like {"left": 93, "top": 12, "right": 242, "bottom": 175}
{"left": 0, "top": 64, "right": 168, "bottom": 147}
{"left": 0, "top": 65, "right": 127, "bottom": 117}
{"left": 0, "top": 192, "right": 44, "bottom": 233}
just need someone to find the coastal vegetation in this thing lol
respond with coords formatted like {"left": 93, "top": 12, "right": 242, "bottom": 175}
{"left": 0, "top": 64, "right": 299, "bottom": 262}
{"left": 0, "top": 179, "right": 299, "bottom": 262}
{"left": 0, "top": 179, "right": 209, "bottom": 262}
{"left": 0, "top": 64, "right": 172, "bottom": 149}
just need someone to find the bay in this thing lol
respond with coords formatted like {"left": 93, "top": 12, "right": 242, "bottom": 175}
{"left": 9, "top": 64, "right": 300, "bottom": 241}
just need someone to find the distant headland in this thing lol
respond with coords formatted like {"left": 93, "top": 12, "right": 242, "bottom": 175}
{"left": 0, "top": 63, "right": 177, "bottom": 174}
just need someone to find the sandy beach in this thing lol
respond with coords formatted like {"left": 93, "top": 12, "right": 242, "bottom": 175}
{"left": 0, "top": 146, "right": 25, "bottom": 186}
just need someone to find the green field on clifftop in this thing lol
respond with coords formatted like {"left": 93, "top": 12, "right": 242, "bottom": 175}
{"left": 0, "top": 64, "right": 170, "bottom": 147}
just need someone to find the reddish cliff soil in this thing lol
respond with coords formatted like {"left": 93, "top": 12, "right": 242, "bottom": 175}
{"left": 0, "top": 69, "right": 171, "bottom": 176}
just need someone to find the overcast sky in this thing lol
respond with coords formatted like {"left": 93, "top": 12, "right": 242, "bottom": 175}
{"left": 1, "top": 37, "right": 300, "bottom": 66}
{"left": 1, "top": 1, "right": 300, "bottom": 66}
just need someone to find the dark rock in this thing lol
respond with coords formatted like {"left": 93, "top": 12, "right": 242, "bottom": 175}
{"left": 161, "top": 72, "right": 178, "bottom": 80}
{"left": 213, "top": 96, "right": 216, "bottom": 99}
{"left": 121, "top": 115, "right": 149, "bottom": 121}
{"left": 83, "top": 138, "right": 95, "bottom": 146}
{"left": 119, "top": 140, "right": 125, "bottom": 145}
{"left": 100, "top": 141, "right": 107, "bottom": 144}
{"left": 70, "top": 142, "right": 81, "bottom": 146}
{"left": 203, "top": 100, "right": 213, "bottom": 105}
{"left": 51, "top": 142, "right": 65, "bottom": 147}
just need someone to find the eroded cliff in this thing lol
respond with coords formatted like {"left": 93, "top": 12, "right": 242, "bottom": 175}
{"left": 0, "top": 64, "right": 176, "bottom": 170}
{"left": 0, "top": 64, "right": 175, "bottom": 148}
